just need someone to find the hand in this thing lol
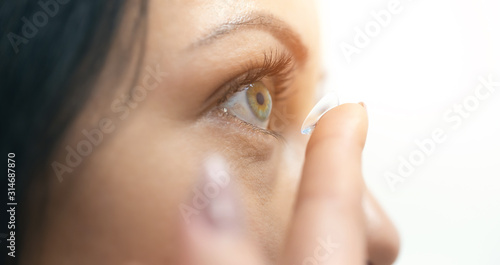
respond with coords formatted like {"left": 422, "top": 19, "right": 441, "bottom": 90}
{"left": 179, "top": 103, "right": 399, "bottom": 265}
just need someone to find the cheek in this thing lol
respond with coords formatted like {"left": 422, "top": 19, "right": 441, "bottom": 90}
{"left": 43, "top": 116, "right": 201, "bottom": 263}
{"left": 44, "top": 108, "right": 304, "bottom": 262}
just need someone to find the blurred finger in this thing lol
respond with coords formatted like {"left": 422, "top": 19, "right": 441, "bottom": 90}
{"left": 178, "top": 156, "right": 265, "bottom": 265}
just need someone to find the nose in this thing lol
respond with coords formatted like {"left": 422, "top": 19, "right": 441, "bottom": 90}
{"left": 363, "top": 189, "right": 400, "bottom": 265}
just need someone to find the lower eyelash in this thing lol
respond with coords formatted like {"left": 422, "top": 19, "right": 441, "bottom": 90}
{"left": 214, "top": 107, "right": 285, "bottom": 141}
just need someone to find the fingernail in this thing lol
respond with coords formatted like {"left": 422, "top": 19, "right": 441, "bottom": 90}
{"left": 358, "top": 102, "right": 366, "bottom": 109}
{"left": 301, "top": 91, "right": 340, "bottom": 135}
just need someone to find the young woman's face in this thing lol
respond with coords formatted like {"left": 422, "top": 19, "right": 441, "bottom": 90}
{"left": 35, "top": 0, "right": 399, "bottom": 264}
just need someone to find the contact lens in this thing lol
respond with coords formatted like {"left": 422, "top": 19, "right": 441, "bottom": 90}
{"left": 301, "top": 91, "right": 340, "bottom": 135}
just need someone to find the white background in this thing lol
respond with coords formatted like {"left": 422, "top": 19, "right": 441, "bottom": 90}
{"left": 318, "top": 0, "right": 500, "bottom": 264}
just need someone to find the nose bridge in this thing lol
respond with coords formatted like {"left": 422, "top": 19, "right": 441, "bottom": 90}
{"left": 363, "top": 190, "right": 400, "bottom": 265}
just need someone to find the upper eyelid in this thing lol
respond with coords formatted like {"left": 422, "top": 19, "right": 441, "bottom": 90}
{"left": 217, "top": 50, "right": 297, "bottom": 105}
{"left": 198, "top": 47, "right": 298, "bottom": 120}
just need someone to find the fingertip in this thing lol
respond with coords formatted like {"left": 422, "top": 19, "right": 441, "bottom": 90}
{"left": 287, "top": 102, "right": 369, "bottom": 265}
{"left": 306, "top": 103, "right": 368, "bottom": 154}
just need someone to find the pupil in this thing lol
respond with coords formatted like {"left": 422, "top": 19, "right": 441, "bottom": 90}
{"left": 256, "top": 92, "right": 265, "bottom": 105}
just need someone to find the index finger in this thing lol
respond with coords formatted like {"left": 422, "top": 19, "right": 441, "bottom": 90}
{"left": 281, "top": 103, "right": 368, "bottom": 265}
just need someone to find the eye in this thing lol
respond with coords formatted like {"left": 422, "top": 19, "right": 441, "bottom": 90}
{"left": 220, "top": 81, "right": 273, "bottom": 129}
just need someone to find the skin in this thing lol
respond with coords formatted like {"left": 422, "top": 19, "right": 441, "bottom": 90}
{"left": 22, "top": 0, "right": 399, "bottom": 264}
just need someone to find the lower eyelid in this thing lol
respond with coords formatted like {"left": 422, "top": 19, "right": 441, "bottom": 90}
{"left": 196, "top": 109, "right": 280, "bottom": 162}
{"left": 210, "top": 108, "right": 284, "bottom": 141}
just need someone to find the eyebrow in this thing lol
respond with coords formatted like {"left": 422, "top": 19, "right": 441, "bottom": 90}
{"left": 190, "top": 12, "right": 308, "bottom": 63}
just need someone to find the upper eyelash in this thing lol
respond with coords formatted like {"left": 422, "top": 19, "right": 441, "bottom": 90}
{"left": 218, "top": 49, "right": 296, "bottom": 105}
